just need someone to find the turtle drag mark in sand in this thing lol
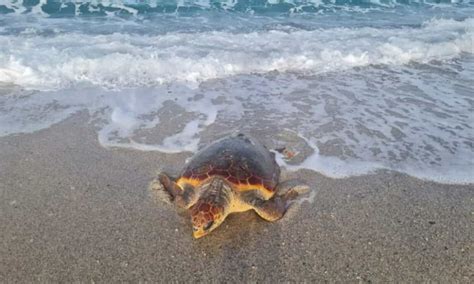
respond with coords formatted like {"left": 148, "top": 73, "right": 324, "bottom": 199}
{"left": 152, "top": 133, "right": 309, "bottom": 239}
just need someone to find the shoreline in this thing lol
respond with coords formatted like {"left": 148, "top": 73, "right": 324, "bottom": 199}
{"left": 0, "top": 113, "right": 472, "bottom": 282}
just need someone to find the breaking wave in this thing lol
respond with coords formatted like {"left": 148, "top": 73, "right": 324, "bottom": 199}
{"left": 0, "top": 0, "right": 473, "bottom": 184}
{"left": 0, "top": 0, "right": 472, "bottom": 16}
{"left": 0, "top": 17, "right": 472, "bottom": 91}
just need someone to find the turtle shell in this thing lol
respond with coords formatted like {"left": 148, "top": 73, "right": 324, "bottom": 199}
{"left": 176, "top": 134, "right": 280, "bottom": 199}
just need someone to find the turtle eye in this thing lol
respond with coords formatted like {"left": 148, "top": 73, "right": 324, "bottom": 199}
{"left": 203, "top": 221, "right": 214, "bottom": 231}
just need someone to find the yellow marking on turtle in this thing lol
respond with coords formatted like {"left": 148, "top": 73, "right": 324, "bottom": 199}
{"left": 177, "top": 177, "right": 274, "bottom": 200}
{"left": 176, "top": 177, "right": 201, "bottom": 189}
{"left": 229, "top": 196, "right": 253, "bottom": 213}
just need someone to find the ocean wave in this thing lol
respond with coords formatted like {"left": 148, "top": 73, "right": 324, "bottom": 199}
{"left": 1, "top": 58, "right": 473, "bottom": 184}
{"left": 0, "top": 17, "right": 472, "bottom": 91}
{"left": 0, "top": 0, "right": 471, "bottom": 16}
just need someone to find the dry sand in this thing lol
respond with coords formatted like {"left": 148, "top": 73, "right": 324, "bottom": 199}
{"left": 0, "top": 113, "right": 472, "bottom": 282}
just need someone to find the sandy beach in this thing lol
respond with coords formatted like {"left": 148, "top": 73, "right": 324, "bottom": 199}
{"left": 0, "top": 112, "right": 472, "bottom": 282}
{"left": 1, "top": 1, "right": 473, "bottom": 282}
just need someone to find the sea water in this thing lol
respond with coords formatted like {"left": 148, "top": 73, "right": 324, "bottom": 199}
{"left": 0, "top": 0, "right": 472, "bottom": 183}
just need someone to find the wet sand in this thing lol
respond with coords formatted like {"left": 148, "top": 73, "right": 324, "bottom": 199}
{"left": 0, "top": 113, "right": 472, "bottom": 282}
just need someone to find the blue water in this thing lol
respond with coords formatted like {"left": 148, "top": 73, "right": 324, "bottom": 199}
{"left": 0, "top": 1, "right": 472, "bottom": 16}
{"left": 0, "top": 0, "right": 473, "bottom": 183}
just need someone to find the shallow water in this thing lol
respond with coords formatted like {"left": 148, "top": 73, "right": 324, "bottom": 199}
{"left": 0, "top": 0, "right": 473, "bottom": 183}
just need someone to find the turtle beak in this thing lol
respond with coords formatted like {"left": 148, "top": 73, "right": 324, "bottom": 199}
{"left": 192, "top": 226, "right": 207, "bottom": 239}
{"left": 193, "top": 229, "right": 207, "bottom": 239}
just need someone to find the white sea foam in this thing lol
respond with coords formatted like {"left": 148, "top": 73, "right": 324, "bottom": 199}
{"left": 0, "top": 18, "right": 472, "bottom": 91}
{"left": 0, "top": 15, "right": 473, "bottom": 184}
{"left": 0, "top": 0, "right": 471, "bottom": 16}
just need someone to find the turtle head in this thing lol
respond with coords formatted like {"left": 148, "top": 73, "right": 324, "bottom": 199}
{"left": 190, "top": 201, "right": 225, "bottom": 238}
{"left": 190, "top": 177, "right": 231, "bottom": 238}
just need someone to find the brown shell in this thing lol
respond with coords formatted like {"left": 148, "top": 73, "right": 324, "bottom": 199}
{"left": 177, "top": 134, "right": 280, "bottom": 197}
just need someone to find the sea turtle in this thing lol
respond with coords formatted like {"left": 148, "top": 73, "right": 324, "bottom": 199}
{"left": 155, "top": 133, "right": 308, "bottom": 239}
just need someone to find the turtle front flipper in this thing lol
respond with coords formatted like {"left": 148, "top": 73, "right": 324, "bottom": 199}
{"left": 275, "top": 179, "right": 310, "bottom": 197}
{"left": 158, "top": 173, "right": 195, "bottom": 208}
{"left": 243, "top": 181, "right": 308, "bottom": 222}
{"left": 250, "top": 196, "right": 289, "bottom": 222}
{"left": 240, "top": 190, "right": 290, "bottom": 222}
